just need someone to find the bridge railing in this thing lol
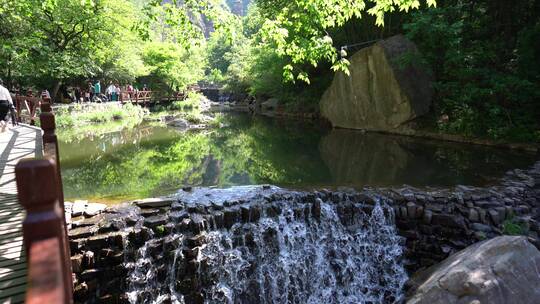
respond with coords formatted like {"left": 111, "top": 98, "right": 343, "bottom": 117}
{"left": 119, "top": 90, "right": 187, "bottom": 104}
{"left": 15, "top": 102, "right": 73, "bottom": 304}
{"left": 119, "top": 90, "right": 153, "bottom": 104}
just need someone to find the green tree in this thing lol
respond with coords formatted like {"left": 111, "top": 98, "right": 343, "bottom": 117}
{"left": 0, "top": 0, "right": 146, "bottom": 97}
{"left": 142, "top": 42, "right": 205, "bottom": 91}
{"left": 254, "top": 0, "right": 436, "bottom": 82}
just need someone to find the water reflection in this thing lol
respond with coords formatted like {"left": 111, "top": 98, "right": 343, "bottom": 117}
{"left": 59, "top": 113, "right": 537, "bottom": 203}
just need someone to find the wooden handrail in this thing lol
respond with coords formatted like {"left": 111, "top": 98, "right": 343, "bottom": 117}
{"left": 26, "top": 238, "right": 66, "bottom": 304}
{"left": 15, "top": 159, "right": 73, "bottom": 304}
{"left": 15, "top": 103, "right": 74, "bottom": 304}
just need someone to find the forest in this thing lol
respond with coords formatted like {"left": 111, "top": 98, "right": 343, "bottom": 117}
{"left": 1, "top": 0, "right": 539, "bottom": 142}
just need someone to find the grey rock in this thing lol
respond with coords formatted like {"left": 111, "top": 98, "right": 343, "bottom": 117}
{"left": 470, "top": 223, "right": 493, "bottom": 233}
{"left": 431, "top": 214, "right": 466, "bottom": 229}
{"left": 144, "top": 215, "right": 167, "bottom": 229}
{"left": 468, "top": 209, "right": 480, "bottom": 222}
{"left": 135, "top": 197, "right": 176, "bottom": 208}
{"left": 320, "top": 35, "right": 432, "bottom": 131}
{"left": 72, "top": 200, "right": 88, "bottom": 217}
{"left": 422, "top": 210, "right": 433, "bottom": 224}
{"left": 84, "top": 203, "right": 107, "bottom": 217}
{"left": 407, "top": 236, "right": 540, "bottom": 304}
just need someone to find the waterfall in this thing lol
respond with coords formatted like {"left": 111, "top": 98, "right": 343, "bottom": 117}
{"left": 125, "top": 188, "right": 408, "bottom": 304}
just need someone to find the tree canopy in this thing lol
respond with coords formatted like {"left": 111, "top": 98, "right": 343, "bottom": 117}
{"left": 2, "top": 0, "right": 539, "bottom": 142}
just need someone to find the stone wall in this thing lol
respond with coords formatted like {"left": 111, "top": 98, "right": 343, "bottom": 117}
{"left": 68, "top": 162, "right": 540, "bottom": 303}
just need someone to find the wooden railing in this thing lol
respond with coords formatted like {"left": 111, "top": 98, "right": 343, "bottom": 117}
{"left": 15, "top": 102, "right": 73, "bottom": 304}
{"left": 119, "top": 90, "right": 186, "bottom": 104}
{"left": 119, "top": 90, "right": 153, "bottom": 104}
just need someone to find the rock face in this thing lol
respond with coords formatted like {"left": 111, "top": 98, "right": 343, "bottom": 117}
{"left": 320, "top": 35, "right": 433, "bottom": 131}
{"left": 407, "top": 236, "right": 540, "bottom": 304}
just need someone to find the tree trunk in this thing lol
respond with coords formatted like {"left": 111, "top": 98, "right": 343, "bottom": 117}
{"left": 52, "top": 80, "right": 62, "bottom": 103}
{"left": 6, "top": 54, "right": 12, "bottom": 89}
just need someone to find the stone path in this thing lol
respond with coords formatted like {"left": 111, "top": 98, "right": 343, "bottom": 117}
{"left": 0, "top": 125, "right": 42, "bottom": 304}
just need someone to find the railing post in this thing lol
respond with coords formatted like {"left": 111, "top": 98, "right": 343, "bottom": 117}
{"left": 15, "top": 159, "right": 73, "bottom": 304}
{"left": 39, "top": 104, "right": 73, "bottom": 299}
{"left": 40, "top": 112, "right": 62, "bottom": 205}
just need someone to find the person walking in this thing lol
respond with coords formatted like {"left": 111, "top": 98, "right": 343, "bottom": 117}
{"left": 127, "top": 83, "right": 134, "bottom": 100}
{"left": 94, "top": 80, "right": 101, "bottom": 95}
{"left": 74, "top": 86, "right": 82, "bottom": 103}
{"left": 0, "top": 78, "right": 14, "bottom": 132}
{"left": 106, "top": 82, "right": 116, "bottom": 101}
{"left": 41, "top": 89, "right": 51, "bottom": 100}
{"left": 88, "top": 82, "right": 94, "bottom": 102}
{"left": 115, "top": 83, "right": 122, "bottom": 103}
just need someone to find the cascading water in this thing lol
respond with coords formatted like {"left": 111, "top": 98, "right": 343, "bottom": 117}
{"left": 125, "top": 187, "right": 408, "bottom": 304}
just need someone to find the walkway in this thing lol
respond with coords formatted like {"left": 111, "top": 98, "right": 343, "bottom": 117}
{"left": 0, "top": 125, "right": 42, "bottom": 304}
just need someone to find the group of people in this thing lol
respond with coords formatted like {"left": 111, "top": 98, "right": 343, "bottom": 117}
{"left": 0, "top": 79, "right": 152, "bottom": 131}
{"left": 71, "top": 81, "right": 149, "bottom": 103}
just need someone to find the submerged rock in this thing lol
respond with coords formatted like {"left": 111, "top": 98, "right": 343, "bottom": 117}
{"left": 320, "top": 35, "right": 433, "bottom": 131}
{"left": 407, "top": 236, "right": 540, "bottom": 304}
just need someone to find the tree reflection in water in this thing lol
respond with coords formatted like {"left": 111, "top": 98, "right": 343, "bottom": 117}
{"left": 59, "top": 113, "right": 536, "bottom": 203}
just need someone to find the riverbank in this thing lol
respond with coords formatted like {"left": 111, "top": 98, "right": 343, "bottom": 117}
{"left": 54, "top": 95, "right": 225, "bottom": 143}
{"left": 215, "top": 98, "right": 540, "bottom": 153}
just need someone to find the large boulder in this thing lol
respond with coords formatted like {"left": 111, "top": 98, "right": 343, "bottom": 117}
{"left": 320, "top": 35, "right": 433, "bottom": 131}
{"left": 407, "top": 236, "right": 540, "bottom": 304}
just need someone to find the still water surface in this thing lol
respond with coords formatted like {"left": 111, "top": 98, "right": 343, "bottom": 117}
{"left": 59, "top": 113, "right": 536, "bottom": 203}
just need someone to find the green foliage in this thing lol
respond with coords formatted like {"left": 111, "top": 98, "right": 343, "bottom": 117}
{"left": 155, "top": 225, "right": 165, "bottom": 235}
{"left": 56, "top": 103, "right": 147, "bottom": 129}
{"left": 208, "top": 113, "right": 225, "bottom": 128}
{"left": 502, "top": 217, "right": 528, "bottom": 236}
{"left": 0, "top": 0, "right": 146, "bottom": 88}
{"left": 254, "top": 0, "right": 436, "bottom": 82}
{"left": 184, "top": 113, "right": 203, "bottom": 124}
{"left": 142, "top": 42, "right": 205, "bottom": 91}
{"left": 404, "top": 1, "right": 540, "bottom": 142}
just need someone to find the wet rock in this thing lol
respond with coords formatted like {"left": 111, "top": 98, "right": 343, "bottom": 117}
{"left": 82, "top": 251, "right": 95, "bottom": 269}
{"left": 224, "top": 208, "right": 240, "bottom": 228}
{"left": 136, "top": 197, "right": 176, "bottom": 208}
{"left": 72, "top": 200, "right": 88, "bottom": 217}
{"left": 86, "top": 232, "right": 123, "bottom": 250}
{"left": 186, "top": 235, "right": 206, "bottom": 248}
{"left": 212, "top": 211, "right": 224, "bottom": 229}
{"left": 69, "top": 226, "right": 98, "bottom": 239}
{"left": 471, "top": 223, "right": 493, "bottom": 233}
{"left": 488, "top": 209, "right": 502, "bottom": 225}
{"left": 85, "top": 203, "right": 107, "bottom": 217}
{"left": 144, "top": 215, "right": 167, "bottom": 229}
{"left": 312, "top": 198, "right": 322, "bottom": 219}
{"left": 406, "top": 202, "right": 417, "bottom": 219}
{"left": 190, "top": 214, "right": 207, "bottom": 234}
{"left": 422, "top": 210, "right": 433, "bottom": 224}
{"left": 140, "top": 208, "right": 161, "bottom": 217}
{"left": 71, "top": 254, "right": 84, "bottom": 273}
{"left": 468, "top": 209, "right": 480, "bottom": 222}
{"left": 432, "top": 214, "right": 466, "bottom": 229}
{"left": 74, "top": 282, "right": 89, "bottom": 299}
{"left": 81, "top": 269, "right": 102, "bottom": 281}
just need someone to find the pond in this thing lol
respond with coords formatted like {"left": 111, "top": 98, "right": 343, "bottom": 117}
{"left": 59, "top": 112, "right": 537, "bottom": 203}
